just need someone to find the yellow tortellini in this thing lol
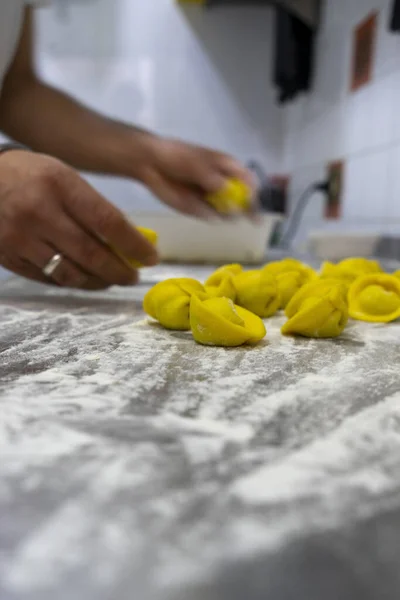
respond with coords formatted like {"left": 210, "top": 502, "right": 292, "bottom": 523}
{"left": 320, "top": 258, "right": 382, "bottom": 285}
{"left": 282, "top": 283, "right": 349, "bottom": 338}
{"left": 205, "top": 274, "right": 236, "bottom": 301}
{"left": 285, "top": 279, "right": 348, "bottom": 319}
{"left": 190, "top": 295, "right": 266, "bottom": 347}
{"left": 114, "top": 226, "right": 158, "bottom": 269}
{"left": 264, "top": 258, "right": 316, "bottom": 279}
{"left": 348, "top": 274, "right": 400, "bottom": 323}
{"left": 141, "top": 255, "right": 398, "bottom": 349}
{"left": 263, "top": 259, "right": 316, "bottom": 308}
{"left": 263, "top": 258, "right": 303, "bottom": 274}
{"left": 275, "top": 271, "right": 305, "bottom": 309}
{"left": 205, "top": 264, "right": 243, "bottom": 288}
{"left": 143, "top": 278, "right": 204, "bottom": 330}
{"left": 234, "top": 269, "right": 281, "bottom": 318}
{"left": 206, "top": 179, "right": 251, "bottom": 214}
{"left": 339, "top": 258, "right": 381, "bottom": 274}
{"left": 320, "top": 261, "right": 357, "bottom": 284}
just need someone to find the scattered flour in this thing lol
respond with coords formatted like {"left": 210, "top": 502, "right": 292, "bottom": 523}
{"left": 2, "top": 268, "right": 400, "bottom": 598}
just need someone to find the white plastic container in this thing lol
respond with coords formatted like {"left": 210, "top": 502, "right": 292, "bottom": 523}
{"left": 308, "top": 230, "right": 380, "bottom": 262}
{"left": 129, "top": 212, "right": 281, "bottom": 264}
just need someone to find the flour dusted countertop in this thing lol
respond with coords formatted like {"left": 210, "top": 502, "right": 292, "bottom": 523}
{"left": 1, "top": 265, "right": 400, "bottom": 600}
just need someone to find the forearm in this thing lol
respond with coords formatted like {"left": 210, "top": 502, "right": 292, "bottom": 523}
{"left": 0, "top": 76, "right": 157, "bottom": 181}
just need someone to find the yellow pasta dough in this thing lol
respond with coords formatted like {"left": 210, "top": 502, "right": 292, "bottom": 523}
{"left": 348, "top": 273, "right": 400, "bottom": 323}
{"left": 234, "top": 269, "right": 281, "bottom": 318}
{"left": 190, "top": 295, "right": 266, "bottom": 347}
{"left": 143, "top": 278, "right": 204, "bottom": 330}
{"left": 206, "top": 179, "right": 251, "bottom": 214}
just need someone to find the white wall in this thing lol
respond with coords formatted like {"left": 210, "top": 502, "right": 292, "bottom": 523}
{"left": 284, "top": 0, "right": 400, "bottom": 244}
{"left": 35, "top": 0, "right": 284, "bottom": 215}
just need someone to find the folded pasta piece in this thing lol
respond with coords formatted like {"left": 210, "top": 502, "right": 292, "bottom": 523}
{"left": 320, "top": 258, "right": 382, "bottom": 284}
{"left": 234, "top": 269, "right": 281, "bottom": 318}
{"left": 205, "top": 274, "right": 236, "bottom": 301}
{"left": 276, "top": 271, "right": 304, "bottom": 309}
{"left": 190, "top": 295, "right": 266, "bottom": 347}
{"left": 143, "top": 278, "right": 204, "bottom": 330}
{"left": 348, "top": 273, "right": 400, "bottom": 323}
{"left": 205, "top": 264, "right": 243, "bottom": 288}
{"left": 263, "top": 258, "right": 313, "bottom": 278}
{"left": 285, "top": 279, "right": 348, "bottom": 319}
{"left": 282, "top": 286, "right": 349, "bottom": 338}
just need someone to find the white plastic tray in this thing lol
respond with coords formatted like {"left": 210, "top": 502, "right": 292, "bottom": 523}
{"left": 129, "top": 212, "right": 281, "bottom": 264}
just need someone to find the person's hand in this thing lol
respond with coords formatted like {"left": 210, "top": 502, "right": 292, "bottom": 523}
{"left": 0, "top": 151, "right": 158, "bottom": 289}
{"left": 140, "top": 138, "right": 256, "bottom": 219}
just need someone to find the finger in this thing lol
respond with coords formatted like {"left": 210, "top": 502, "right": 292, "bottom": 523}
{"left": 0, "top": 252, "right": 57, "bottom": 287}
{"left": 216, "top": 155, "right": 257, "bottom": 190}
{"left": 23, "top": 240, "right": 110, "bottom": 290}
{"left": 190, "top": 150, "right": 255, "bottom": 195}
{"left": 215, "top": 157, "right": 260, "bottom": 218}
{"left": 61, "top": 178, "right": 159, "bottom": 267}
{"left": 191, "top": 154, "right": 258, "bottom": 217}
{"left": 40, "top": 209, "right": 139, "bottom": 287}
{"left": 146, "top": 170, "right": 220, "bottom": 220}
{"left": 186, "top": 162, "right": 228, "bottom": 195}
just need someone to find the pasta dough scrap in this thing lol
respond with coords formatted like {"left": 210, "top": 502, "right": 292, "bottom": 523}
{"left": 143, "top": 278, "right": 204, "bottom": 330}
{"left": 190, "top": 295, "right": 266, "bottom": 347}
{"left": 348, "top": 273, "right": 400, "bottom": 323}
{"left": 234, "top": 269, "right": 281, "bottom": 318}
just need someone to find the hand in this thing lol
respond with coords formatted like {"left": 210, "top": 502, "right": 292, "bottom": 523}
{"left": 140, "top": 138, "right": 256, "bottom": 219}
{"left": 0, "top": 151, "right": 158, "bottom": 289}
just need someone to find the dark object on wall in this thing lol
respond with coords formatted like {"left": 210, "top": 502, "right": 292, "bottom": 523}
{"left": 273, "top": 6, "right": 317, "bottom": 104}
{"left": 207, "top": 1, "right": 320, "bottom": 27}
{"left": 247, "top": 160, "right": 289, "bottom": 214}
{"left": 389, "top": 0, "right": 400, "bottom": 31}
{"left": 350, "top": 12, "right": 377, "bottom": 92}
{"left": 325, "top": 160, "right": 344, "bottom": 220}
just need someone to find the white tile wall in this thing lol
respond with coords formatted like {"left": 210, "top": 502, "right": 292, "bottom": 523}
{"left": 284, "top": 0, "right": 400, "bottom": 244}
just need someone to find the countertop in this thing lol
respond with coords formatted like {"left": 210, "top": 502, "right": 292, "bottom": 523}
{"left": 1, "top": 264, "right": 400, "bottom": 600}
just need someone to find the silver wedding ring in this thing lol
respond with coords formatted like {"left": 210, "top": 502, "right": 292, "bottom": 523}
{"left": 42, "top": 253, "right": 63, "bottom": 277}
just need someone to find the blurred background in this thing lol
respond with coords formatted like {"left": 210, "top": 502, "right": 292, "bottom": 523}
{"left": 11, "top": 0, "right": 400, "bottom": 262}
